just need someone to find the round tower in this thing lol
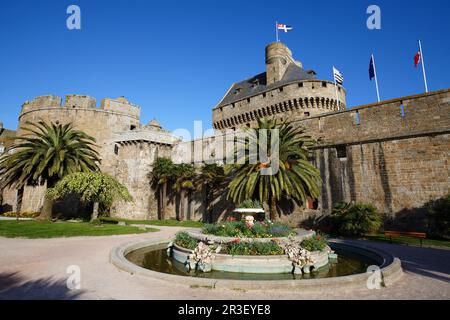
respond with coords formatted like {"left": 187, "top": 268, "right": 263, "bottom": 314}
{"left": 266, "top": 42, "right": 302, "bottom": 85}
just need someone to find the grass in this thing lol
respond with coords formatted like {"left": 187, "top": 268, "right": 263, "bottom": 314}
{"left": 0, "top": 220, "right": 159, "bottom": 239}
{"left": 99, "top": 217, "right": 204, "bottom": 228}
{"left": 363, "top": 233, "right": 450, "bottom": 248}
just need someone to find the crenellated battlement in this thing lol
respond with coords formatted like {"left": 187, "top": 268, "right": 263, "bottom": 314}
{"left": 20, "top": 94, "right": 141, "bottom": 119}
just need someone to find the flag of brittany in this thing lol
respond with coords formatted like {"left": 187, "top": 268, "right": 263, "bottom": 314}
{"left": 333, "top": 67, "right": 344, "bottom": 85}
{"left": 277, "top": 24, "right": 293, "bottom": 33}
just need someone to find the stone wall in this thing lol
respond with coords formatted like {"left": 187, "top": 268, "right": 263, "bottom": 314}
{"left": 180, "top": 89, "right": 450, "bottom": 226}
{"left": 212, "top": 80, "right": 346, "bottom": 130}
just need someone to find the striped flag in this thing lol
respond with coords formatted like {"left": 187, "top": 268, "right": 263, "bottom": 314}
{"left": 333, "top": 67, "right": 344, "bottom": 85}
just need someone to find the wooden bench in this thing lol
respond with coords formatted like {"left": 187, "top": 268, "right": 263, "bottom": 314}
{"left": 384, "top": 231, "right": 427, "bottom": 247}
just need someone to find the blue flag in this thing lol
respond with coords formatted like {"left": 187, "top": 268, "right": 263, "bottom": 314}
{"left": 369, "top": 56, "right": 375, "bottom": 80}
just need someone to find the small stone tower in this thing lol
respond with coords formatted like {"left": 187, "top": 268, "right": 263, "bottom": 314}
{"left": 266, "top": 42, "right": 302, "bottom": 85}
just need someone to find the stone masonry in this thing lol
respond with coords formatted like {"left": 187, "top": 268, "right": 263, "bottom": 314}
{"left": 0, "top": 42, "right": 449, "bottom": 227}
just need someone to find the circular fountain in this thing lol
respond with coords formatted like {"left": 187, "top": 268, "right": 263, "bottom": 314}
{"left": 110, "top": 219, "right": 403, "bottom": 290}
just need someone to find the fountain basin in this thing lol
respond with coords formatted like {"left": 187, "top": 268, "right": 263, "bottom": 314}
{"left": 110, "top": 238, "right": 403, "bottom": 291}
{"left": 172, "top": 243, "right": 330, "bottom": 274}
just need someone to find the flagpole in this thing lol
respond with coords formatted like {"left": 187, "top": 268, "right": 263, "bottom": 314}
{"left": 418, "top": 40, "right": 429, "bottom": 93}
{"left": 333, "top": 66, "right": 340, "bottom": 108}
{"left": 372, "top": 54, "right": 381, "bottom": 102}
{"left": 275, "top": 21, "right": 279, "bottom": 42}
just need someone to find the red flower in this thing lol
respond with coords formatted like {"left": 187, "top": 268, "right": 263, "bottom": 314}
{"left": 233, "top": 238, "right": 241, "bottom": 244}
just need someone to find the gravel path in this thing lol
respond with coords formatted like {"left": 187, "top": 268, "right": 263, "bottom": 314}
{"left": 0, "top": 227, "right": 449, "bottom": 300}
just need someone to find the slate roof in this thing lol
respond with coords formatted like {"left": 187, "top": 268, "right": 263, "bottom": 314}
{"left": 215, "top": 63, "right": 317, "bottom": 108}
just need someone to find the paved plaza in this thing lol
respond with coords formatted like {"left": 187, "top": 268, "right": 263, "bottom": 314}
{"left": 0, "top": 227, "right": 449, "bottom": 300}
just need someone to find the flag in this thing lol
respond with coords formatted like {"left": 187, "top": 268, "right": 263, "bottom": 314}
{"left": 277, "top": 24, "right": 293, "bottom": 33}
{"left": 333, "top": 67, "right": 344, "bottom": 85}
{"left": 369, "top": 56, "right": 375, "bottom": 80}
{"left": 414, "top": 51, "right": 421, "bottom": 67}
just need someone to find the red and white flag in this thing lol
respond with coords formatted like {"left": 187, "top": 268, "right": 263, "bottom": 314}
{"left": 414, "top": 51, "right": 421, "bottom": 67}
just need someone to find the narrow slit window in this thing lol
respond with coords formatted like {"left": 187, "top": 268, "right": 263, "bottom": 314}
{"left": 355, "top": 111, "right": 361, "bottom": 125}
{"left": 400, "top": 104, "right": 405, "bottom": 118}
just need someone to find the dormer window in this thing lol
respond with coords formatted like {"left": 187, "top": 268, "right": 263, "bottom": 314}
{"left": 251, "top": 79, "right": 260, "bottom": 88}
{"left": 234, "top": 88, "right": 241, "bottom": 94}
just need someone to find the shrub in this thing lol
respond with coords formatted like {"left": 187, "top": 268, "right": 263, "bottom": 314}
{"left": 2, "top": 212, "right": 40, "bottom": 218}
{"left": 427, "top": 195, "right": 450, "bottom": 238}
{"left": 174, "top": 232, "right": 199, "bottom": 250}
{"left": 301, "top": 234, "right": 329, "bottom": 251}
{"left": 202, "top": 220, "right": 294, "bottom": 238}
{"left": 331, "top": 202, "right": 382, "bottom": 237}
{"left": 267, "top": 221, "right": 293, "bottom": 237}
{"left": 238, "top": 199, "right": 263, "bottom": 209}
{"left": 224, "top": 241, "right": 284, "bottom": 256}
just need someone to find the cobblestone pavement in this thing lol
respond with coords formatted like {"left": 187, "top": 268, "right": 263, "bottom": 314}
{"left": 0, "top": 227, "right": 449, "bottom": 300}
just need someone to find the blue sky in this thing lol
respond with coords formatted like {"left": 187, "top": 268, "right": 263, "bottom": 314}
{"left": 0, "top": 0, "right": 449, "bottom": 132}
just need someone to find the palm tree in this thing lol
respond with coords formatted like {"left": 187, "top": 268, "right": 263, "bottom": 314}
{"left": 150, "top": 157, "right": 175, "bottom": 220}
{"left": 226, "top": 118, "right": 322, "bottom": 220}
{"left": 173, "top": 163, "right": 195, "bottom": 221}
{"left": 0, "top": 121, "right": 100, "bottom": 220}
{"left": 197, "top": 163, "right": 227, "bottom": 223}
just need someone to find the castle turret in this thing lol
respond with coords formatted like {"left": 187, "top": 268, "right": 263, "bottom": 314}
{"left": 265, "top": 42, "right": 302, "bottom": 85}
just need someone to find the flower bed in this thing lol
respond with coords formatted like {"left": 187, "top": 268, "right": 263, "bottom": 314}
{"left": 202, "top": 220, "right": 295, "bottom": 238}
{"left": 174, "top": 231, "right": 329, "bottom": 256}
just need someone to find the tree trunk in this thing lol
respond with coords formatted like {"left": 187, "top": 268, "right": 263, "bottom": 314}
{"left": 269, "top": 196, "right": 278, "bottom": 221}
{"left": 158, "top": 188, "right": 163, "bottom": 220}
{"left": 39, "top": 196, "right": 54, "bottom": 221}
{"left": 38, "top": 179, "right": 56, "bottom": 221}
{"left": 91, "top": 202, "right": 99, "bottom": 221}
{"left": 179, "top": 189, "right": 185, "bottom": 221}
{"left": 16, "top": 186, "right": 24, "bottom": 221}
{"left": 161, "top": 182, "right": 167, "bottom": 220}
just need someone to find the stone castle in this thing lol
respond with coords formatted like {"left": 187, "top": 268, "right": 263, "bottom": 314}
{"left": 1, "top": 42, "right": 449, "bottom": 228}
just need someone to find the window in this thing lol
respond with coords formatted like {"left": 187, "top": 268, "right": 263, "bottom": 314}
{"left": 114, "top": 144, "right": 119, "bottom": 155}
{"left": 246, "top": 123, "right": 251, "bottom": 128}
{"left": 219, "top": 107, "right": 223, "bottom": 112}
{"left": 130, "top": 125, "right": 136, "bottom": 130}
{"left": 322, "top": 82, "right": 327, "bottom": 88}
{"left": 232, "top": 103, "right": 235, "bottom": 108}
{"left": 247, "top": 98, "right": 251, "bottom": 103}
{"left": 279, "top": 87, "right": 284, "bottom": 93}
{"left": 262, "top": 93, "right": 266, "bottom": 98}
{"left": 336, "top": 145, "right": 347, "bottom": 159}
{"left": 355, "top": 111, "right": 361, "bottom": 125}
{"left": 400, "top": 104, "right": 405, "bottom": 118}
{"left": 298, "top": 83, "right": 303, "bottom": 87}
{"left": 304, "top": 112, "right": 310, "bottom": 117}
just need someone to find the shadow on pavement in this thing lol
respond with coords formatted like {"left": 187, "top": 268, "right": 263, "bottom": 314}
{"left": 0, "top": 272, "right": 85, "bottom": 300}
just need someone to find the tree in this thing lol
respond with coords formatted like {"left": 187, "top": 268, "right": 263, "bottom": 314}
{"left": 173, "top": 163, "right": 196, "bottom": 221}
{"left": 0, "top": 121, "right": 100, "bottom": 220}
{"left": 226, "top": 118, "right": 322, "bottom": 220}
{"left": 150, "top": 157, "right": 175, "bottom": 220}
{"left": 46, "top": 172, "right": 132, "bottom": 221}
{"left": 197, "top": 163, "right": 227, "bottom": 223}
